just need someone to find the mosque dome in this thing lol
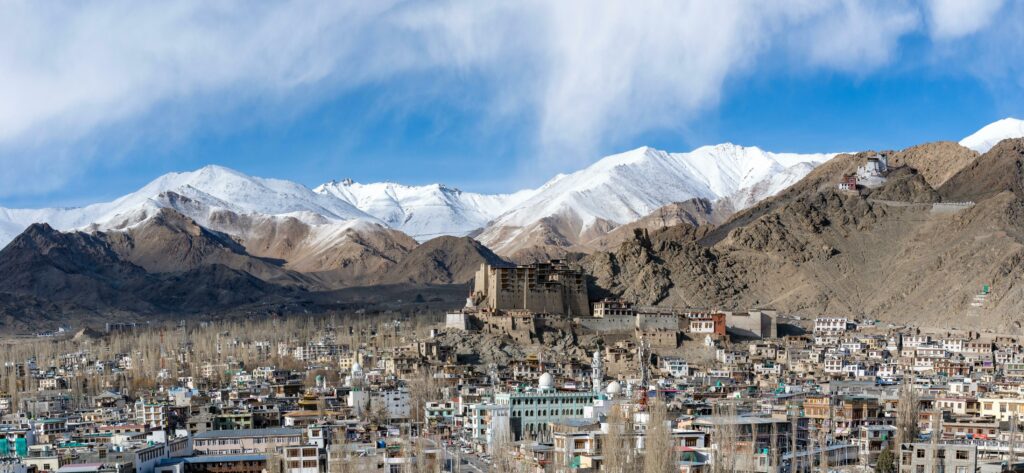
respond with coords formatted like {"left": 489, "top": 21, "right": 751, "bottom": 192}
{"left": 606, "top": 381, "right": 622, "bottom": 395}
{"left": 538, "top": 372, "right": 554, "bottom": 389}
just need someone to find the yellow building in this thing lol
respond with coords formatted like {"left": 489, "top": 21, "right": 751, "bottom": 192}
{"left": 979, "top": 397, "right": 1024, "bottom": 421}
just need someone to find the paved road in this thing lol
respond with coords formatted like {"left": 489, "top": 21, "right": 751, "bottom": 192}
{"left": 444, "top": 447, "right": 486, "bottom": 472}
{"left": 432, "top": 439, "right": 488, "bottom": 472}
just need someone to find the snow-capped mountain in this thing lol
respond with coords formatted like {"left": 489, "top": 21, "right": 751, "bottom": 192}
{"left": 0, "top": 165, "right": 375, "bottom": 242}
{"left": 475, "top": 144, "right": 834, "bottom": 256}
{"left": 960, "top": 118, "right": 1024, "bottom": 153}
{"left": 720, "top": 161, "right": 819, "bottom": 210}
{"left": 3, "top": 118, "right": 1020, "bottom": 257}
{"left": 314, "top": 180, "right": 533, "bottom": 241}
{"left": 0, "top": 166, "right": 423, "bottom": 275}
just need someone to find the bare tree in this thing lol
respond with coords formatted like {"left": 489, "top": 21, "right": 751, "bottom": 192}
{"left": 770, "top": 422, "right": 779, "bottom": 473}
{"left": 265, "top": 452, "right": 282, "bottom": 473}
{"left": 818, "top": 416, "right": 829, "bottom": 473}
{"left": 790, "top": 406, "right": 801, "bottom": 473}
{"left": 327, "top": 440, "right": 355, "bottom": 473}
{"left": 408, "top": 366, "right": 440, "bottom": 431}
{"left": 491, "top": 421, "right": 523, "bottom": 473}
{"left": 1010, "top": 410, "right": 1020, "bottom": 468}
{"left": 895, "top": 384, "right": 920, "bottom": 447}
{"left": 644, "top": 398, "right": 674, "bottom": 473}
{"left": 604, "top": 405, "right": 630, "bottom": 473}
{"left": 931, "top": 411, "right": 942, "bottom": 473}
{"left": 712, "top": 402, "right": 738, "bottom": 473}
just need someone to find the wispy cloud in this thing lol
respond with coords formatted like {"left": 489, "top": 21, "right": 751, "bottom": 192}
{"left": 0, "top": 0, "right": 1015, "bottom": 197}
{"left": 925, "top": 0, "right": 1005, "bottom": 40}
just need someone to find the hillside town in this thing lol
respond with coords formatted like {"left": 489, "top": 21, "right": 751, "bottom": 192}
{"left": 1, "top": 260, "right": 1023, "bottom": 473}
{"left": 7, "top": 1, "right": 1024, "bottom": 473}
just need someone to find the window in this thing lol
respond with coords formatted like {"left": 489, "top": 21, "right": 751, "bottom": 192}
{"left": 917, "top": 449, "right": 925, "bottom": 458}
{"left": 956, "top": 450, "right": 969, "bottom": 460}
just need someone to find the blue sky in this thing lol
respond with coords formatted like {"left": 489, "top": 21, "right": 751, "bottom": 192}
{"left": 1, "top": 0, "right": 1022, "bottom": 208}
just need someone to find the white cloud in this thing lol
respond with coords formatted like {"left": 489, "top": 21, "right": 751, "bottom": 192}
{"left": 0, "top": 0, "right": 1016, "bottom": 197}
{"left": 795, "top": 1, "right": 921, "bottom": 71}
{"left": 925, "top": 0, "right": 1004, "bottom": 39}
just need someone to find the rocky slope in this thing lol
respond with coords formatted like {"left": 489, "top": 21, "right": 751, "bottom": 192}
{"left": 0, "top": 220, "right": 507, "bottom": 329}
{"left": 587, "top": 198, "right": 724, "bottom": 251}
{"left": 102, "top": 208, "right": 311, "bottom": 285}
{"left": 582, "top": 139, "right": 1024, "bottom": 331}
{"left": 370, "top": 236, "right": 509, "bottom": 285}
{"left": 0, "top": 224, "right": 299, "bottom": 322}
{"left": 888, "top": 141, "right": 979, "bottom": 188}
{"left": 3, "top": 120, "right": 1024, "bottom": 330}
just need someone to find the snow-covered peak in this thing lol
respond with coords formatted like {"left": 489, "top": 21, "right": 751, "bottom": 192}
{"left": 484, "top": 143, "right": 833, "bottom": 231}
{"left": 314, "top": 179, "right": 534, "bottom": 240}
{"left": 0, "top": 166, "right": 378, "bottom": 246}
{"left": 131, "top": 165, "right": 371, "bottom": 221}
{"left": 960, "top": 118, "right": 1024, "bottom": 153}
{"left": 473, "top": 142, "right": 834, "bottom": 254}
{"left": 0, "top": 143, "right": 833, "bottom": 250}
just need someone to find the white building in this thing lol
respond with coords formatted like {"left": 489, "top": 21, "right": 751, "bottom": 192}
{"left": 461, "top": 403, "right": 510, "bottom": 453}
{"left": 134, "top": 399, "right": 168, "bottom": 429}
{"left": 660, "top": 357, "right": 690, "bottom": 378}
{"left": 814, "top": 317, "right": 852, "bottom": 335}
{"left": 855, "top": 154, "right": 888, "bottom": 188}
{"left": 347, "top": 388, "right": 411, "bottom": 421}
{"left": 282, "top": 445, "right": 321, "bottom": 473}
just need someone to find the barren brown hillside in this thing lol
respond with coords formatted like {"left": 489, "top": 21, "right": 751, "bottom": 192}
{"left": 582, "top": 138, "right": 1024, "bottom": 331}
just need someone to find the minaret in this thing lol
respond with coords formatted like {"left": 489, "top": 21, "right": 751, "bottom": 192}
{"left": 638, "top": 337, "right": 650, "bottom": 388}
{"left": 637, "top": 337, "right": 650, "bottom": 407}
{"left": 591, "top": 349, "right": 604, "bottom": 394}
{"left": 488, "top": 362, "right": 499, "bottom": 396}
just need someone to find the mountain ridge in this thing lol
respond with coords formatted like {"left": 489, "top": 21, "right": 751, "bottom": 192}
{"left": 0, "top": 118, "right": 1022, "bottom": 327}
{"left": 582, "top": 138, "right": 1024, "bottom": 331}
{"left": 4, "top": 118, "right": 1020, "bottom": 258}
{"left": 5, "top": 129, "right": 1024, "bottom": 329}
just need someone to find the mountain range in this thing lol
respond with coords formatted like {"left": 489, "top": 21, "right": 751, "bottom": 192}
{"left": 0, "top": 140, "right": 840, "bottom": 260}
{"left": 581, "top": 136, "right": 1024, "bottom": 331}
{"left": 2, "top": 118, "right": 1024, "bottom": 330}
